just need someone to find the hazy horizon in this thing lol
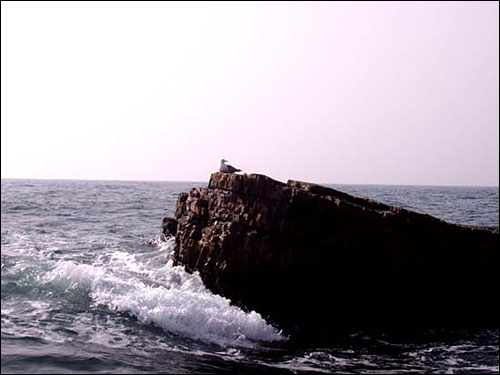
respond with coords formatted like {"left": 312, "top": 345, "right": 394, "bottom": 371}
{"left": 2, "top": 2, "right": 499, "bottom": 186}
{"left": 2, "top": 175, "right": 498, "bottom": 188}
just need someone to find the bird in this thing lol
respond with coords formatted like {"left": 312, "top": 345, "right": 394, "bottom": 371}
{"left": 219, "top": 159, "right": 241, "bottom": 174}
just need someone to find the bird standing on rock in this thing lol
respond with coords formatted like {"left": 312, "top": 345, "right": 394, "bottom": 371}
{"left": 219, "top": 159, "right": 241, "bottom": 174}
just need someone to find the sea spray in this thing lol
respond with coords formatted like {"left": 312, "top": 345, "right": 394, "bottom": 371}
{"left": 44, "top": 237, "right": 284, "bottom": 347}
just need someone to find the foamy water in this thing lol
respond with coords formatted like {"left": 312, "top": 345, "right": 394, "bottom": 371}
{"left": 43, "top": 237, "right": 283, "bottom": 347}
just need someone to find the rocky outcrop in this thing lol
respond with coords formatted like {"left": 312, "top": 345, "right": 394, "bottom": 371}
{"left": 171, "top": 172, "right": 499, "bottom": 338}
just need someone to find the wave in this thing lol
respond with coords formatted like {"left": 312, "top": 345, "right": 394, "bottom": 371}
{"left": 43, "top": 238, "right": 284, "bottom": 348}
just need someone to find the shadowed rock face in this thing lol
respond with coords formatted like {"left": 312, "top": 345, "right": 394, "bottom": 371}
{"left": 162, "top": 218, "right": 177, "bottom": 237}
{"left": 172, "top": 172, "right": 499, "bottom": 338}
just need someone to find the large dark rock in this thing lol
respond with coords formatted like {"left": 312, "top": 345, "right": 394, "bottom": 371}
{"left": 172, "top": 172, "right": 499, "bottom": 338}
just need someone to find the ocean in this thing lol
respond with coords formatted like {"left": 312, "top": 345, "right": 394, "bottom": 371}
{"left": 1, "top": 179, "right": 498, "bottom": 374}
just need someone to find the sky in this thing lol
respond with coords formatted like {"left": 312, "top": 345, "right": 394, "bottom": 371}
{"left": 1, "top": 1, "right": 499, "bottom": 186}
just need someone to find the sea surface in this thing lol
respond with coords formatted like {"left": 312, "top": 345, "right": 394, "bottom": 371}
{"left": 1, "top": 179, "right": 498, "bottom": 374}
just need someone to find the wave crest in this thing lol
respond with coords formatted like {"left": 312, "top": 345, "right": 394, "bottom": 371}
{"left": 45, "top": 246, "right": 284, "bottom": 347}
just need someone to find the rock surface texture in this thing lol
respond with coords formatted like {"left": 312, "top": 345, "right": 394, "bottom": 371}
{"left": 172, "top": 172, "right": 499, "bottom": 338}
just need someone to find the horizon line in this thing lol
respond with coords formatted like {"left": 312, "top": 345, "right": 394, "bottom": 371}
{"left": 1, "top": 176, "right": 499, "bottom": 189}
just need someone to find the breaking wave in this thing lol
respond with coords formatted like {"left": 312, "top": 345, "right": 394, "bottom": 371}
{"left": 43, "top": 237, "right": 284, "bottom": 347}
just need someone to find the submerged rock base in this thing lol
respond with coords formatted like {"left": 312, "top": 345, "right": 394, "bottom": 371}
{"left": 171, "top": 172, "right": 499, "bottom": 338}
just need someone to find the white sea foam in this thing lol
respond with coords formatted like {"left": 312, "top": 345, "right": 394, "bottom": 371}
{"left": 44, "top": 239, "right": 284, "bottom": 347}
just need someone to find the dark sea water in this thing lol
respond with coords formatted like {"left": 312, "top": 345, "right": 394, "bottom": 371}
{"left": 1, "top": 179, "right": 498, "bottom": 374}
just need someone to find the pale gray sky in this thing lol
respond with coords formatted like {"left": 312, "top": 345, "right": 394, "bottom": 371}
{"left": 1, "top": 1, "right": 499, "bottom": 186}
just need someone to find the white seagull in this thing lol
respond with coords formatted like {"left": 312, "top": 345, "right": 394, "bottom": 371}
{"left": 219, "top": 159, "right": 241, "bottom": 174}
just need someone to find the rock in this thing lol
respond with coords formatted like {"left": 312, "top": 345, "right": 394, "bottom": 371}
{"left": 162, "top": 217, "right": 177, "bottom": 237}
{"left": 172, "top": 172, "right": 499, "bottom": 338}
